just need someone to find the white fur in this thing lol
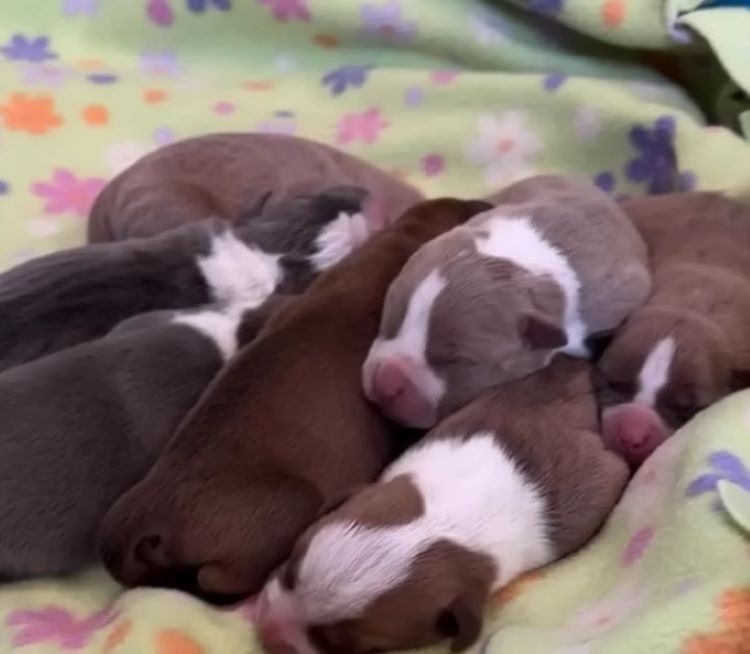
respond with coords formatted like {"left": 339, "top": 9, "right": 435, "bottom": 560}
{"left": 311, "top": 211, "right": 368, "bottom": 272}
{"left": 172, "top": 306, "right": 243, "bottom": 361}
{"left": 198, "top": 230, "right": 281, "bottom": 308}
{"left": 292, "top": 433, "right": 553, "bottom": 623}
{"left": 362, "top": 269, "right": 447, "bottom": 405}
{"left": 635, "top": 336, "right": 676, "bottom": 407}
{"left": 473, "top": 214, "right": 587, "bottom": 356}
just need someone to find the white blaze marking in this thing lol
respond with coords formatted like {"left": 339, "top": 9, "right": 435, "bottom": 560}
{"left": 291, "top": 434, "right": 552, "bottom": 623}
{"left": 473, "top": 214, "right": 586, "bottom": 356}
{"left": 173, "top": 306, "right": 243, "bottom": 361}
{"left": 198, "top": 230, "right": 281, "bottom": 308}
{"left": 311, "top": 211, "right": 368, "bottom": 272}
{"left": 635, "top": 336, "right": 676, "bottom": 407}
{"left": 362, "top": 269, "right": 447, "bottom": 404}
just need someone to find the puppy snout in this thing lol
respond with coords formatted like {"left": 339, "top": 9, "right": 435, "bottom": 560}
{"left": 601, "top": 403, "right": 672, "bottom": 469}
{"left": 368, "top": 357, "right": 436, "bottom": 428}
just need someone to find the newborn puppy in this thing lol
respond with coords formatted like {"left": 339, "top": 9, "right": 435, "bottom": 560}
{"left": 88, "top": 132, "right": 422, "bottom": 242}
{"left": 363, "top": 175, "right": 651, "bottom": 428}
{"left": 0, "top": 301, "right": 273, "bottom": 579}
{"left": 597, "top": 192, "right": 750, "bottom": 469}
{"left": 0, "top": 187, "right": 371, "bottom": 373}
{"left": 256, "top": 356, "right": 628, "bottom": 654}
{"left": 98, "top": 197, "right": 492, "bottom": 599}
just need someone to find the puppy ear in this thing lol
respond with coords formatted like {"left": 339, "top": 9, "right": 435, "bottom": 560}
{"left": 520, "top": 313, "right": 567, "bottom": 350}
{"left": 436, "top": 595, "right": 483, "bottom": 652}
{"left": 729, "top": 368, "right": 750, "bottom": 392}
{"left": 317, "top": 484, "right": 367, "bottom": 517}
{"left": 584, "top": 329, "right": 615, "bottom": 362}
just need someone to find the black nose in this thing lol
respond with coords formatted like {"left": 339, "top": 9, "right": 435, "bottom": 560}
{"left": 134, "top": 532, "right": 170, "bottom": 569}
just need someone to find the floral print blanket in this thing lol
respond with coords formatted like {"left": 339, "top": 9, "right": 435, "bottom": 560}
{"left": 1, "top": 0, "right": 750, "bottom": 653}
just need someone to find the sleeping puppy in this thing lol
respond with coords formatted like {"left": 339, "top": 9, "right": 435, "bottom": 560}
{"left": 597, "top": 192, "right": 750, "bottom": 469}
{"left": 362, "top": 175, "right": 651, "bottom": 428}
{"left": 88, "top": 132, "right": 422, "bottom": 242}
{"left": 256, "top": 357, "right": 628, "bottom": 654}
{"left": 0, "top": 186, "right": 373, "bottom": 373}
{"left": 98, "top": 197, "right": 492, "bottom": 600}
{"left": 0, "top": 300, "right": 276, "bottom": 579}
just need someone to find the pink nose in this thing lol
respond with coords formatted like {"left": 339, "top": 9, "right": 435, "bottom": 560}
{"left": 369, "top": 358, "right": 436, "bottom": 428}
{"left": 601, "top": 403, "right": 672, "bottom": 469}
{"left": 255, "top": 594, "right": 310, "bottom": 654}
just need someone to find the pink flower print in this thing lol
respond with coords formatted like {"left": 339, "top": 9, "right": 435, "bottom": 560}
{"left": 32, "top": 169, "right": 106, "bottom": 217}
{"left": 147, "top": 0, "right": 174, "bottom": 25}
{"left": 422, "top": 153, "right": 444, "bottom": 176}
{"left": 621, "top": 526, "right": 654, "bottom": 567}
{"left": 336, "top": 108, "right": 388, "bottom": 145}
{"left": 257, "top": 0, "right": 310, "bottom": 22}
{"left": 6, "top": 605, "right": 117, "bottom": 649}
{"left": 430, "top": 69, "right": 459, "bottom": 85}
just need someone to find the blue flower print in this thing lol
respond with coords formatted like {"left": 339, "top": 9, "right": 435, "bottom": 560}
{"left": 0, "top": 35, "right": 57, "bottom": 63}
{"left": 322, "top": 65, "right": 373, "bottom": 96}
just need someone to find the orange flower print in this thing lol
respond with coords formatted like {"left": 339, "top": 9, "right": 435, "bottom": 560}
{"left": 0, "top": 92, "right": 63, "bottom": 134}
{"left": 683, "top": 588, "right": 750, "bottom": 654}
{"left": 490, "top": 569, "right": 545, "bottom": 606}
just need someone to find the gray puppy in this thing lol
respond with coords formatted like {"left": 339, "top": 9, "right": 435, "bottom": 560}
{"left": 0, "top": 186, "right": 372, "bottom": 373}
{"left": 0, "top": 301, "right": 277, "bottom": 580}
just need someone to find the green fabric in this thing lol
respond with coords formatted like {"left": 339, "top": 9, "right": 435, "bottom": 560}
{"left": 1, "top": 1, "right": 750, "bottom": 653}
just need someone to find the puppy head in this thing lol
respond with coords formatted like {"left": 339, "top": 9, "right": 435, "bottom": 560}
{"left": 256, "top": 477, "right": 492, "bottom": 654}
{"left": 362, "top": 227, "right": 567, "bottom": 428}
{"left": 596, "top": 308, "right": 739, "bottom": 468}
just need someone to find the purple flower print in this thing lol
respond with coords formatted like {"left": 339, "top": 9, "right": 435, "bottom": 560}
{"left": 687, "top": 451, "right": 750, "bottom": 497}
{"left": 361, "top": 1, "right": 417, "bottom": 41}
{"left": 593, "top": 171, "right": 616, "bottom": 194}
{"left": 87, "top": 72, "right": 118, "bottom": 84}
{"left": 257, "top": 0, "right": 310, "bottom": 22}
{"left": 22, "top": 63, "right": 70, "bottom": 87}
{"left": 186, "top": 0, "right": 231, "bottom": 12}
{"left": 543, "top": 73, "right": 567, "bottom": 91}
{"left": 6, "top": 606, "right": 117, "bottom": 649}
{"left": 140, "top": 51, "right": 181, "bottom": 76}
{"left": 404, "top": 86, "right": 424, "bottom": 107}
{"left": 322, "top": 65, "right": 373, "bottom": 96}
{"left": 526, "top": 0, "right": 564, "bottom": 16}
{"left": 147, "top": 0, "right": 174, "bottom": 26}
{"left": 0, "top": 180, "right": 9, "bottom": 195}
{"left": 625, "top": 116, "right": 696, "bottom": 194}
{"left": 422, "top": 153, "right": 444, "bottom": 177}
{"left": 153, "top": 126, "right": 176, "bottom": 146}
{"left": 0, "top": 35, "right": 57, "bottom": 62}
{"left": 61, "top": 0, "right": 98, "bottom": 16}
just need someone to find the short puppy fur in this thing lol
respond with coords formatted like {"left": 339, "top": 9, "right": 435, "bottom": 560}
{"left": 98, "top": 197, "right": 493, "bottom": 599}
{"left": 257, "top": 356, "right": 628, "bottom": 654}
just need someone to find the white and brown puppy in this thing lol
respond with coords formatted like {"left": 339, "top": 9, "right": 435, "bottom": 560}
{"left": 362, "top": 175, "right": 651, "bottom": 428}
{"left": 0, "top": 187, "right": 371, "bottom": 373}
{"left": 597, "top": 192, "right": 750, "bottom": 469}
{"left": 0, "top": 300, "right": 277, "bottom": 580}
{"left": 88, "top": 132, "right": 422, "bottom": 242}
{"left": 256, "top": 357, "right": 629, "bottom": 654}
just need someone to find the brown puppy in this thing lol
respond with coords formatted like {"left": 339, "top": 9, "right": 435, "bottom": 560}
{"left": 88, "top": 133, "right": 422, "bottom": 242}
{"left": 98, "top": 197, "right": 493, "bottom": 599}
{"left": 256, "top": 357, "right": 628, "bottom": 654}
{"left": 597, "top": 192, "right": 750, "bottom": 469}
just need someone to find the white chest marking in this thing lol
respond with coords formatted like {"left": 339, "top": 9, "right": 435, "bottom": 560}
{"left": 295, "top": 434, "right": 552, "bottom": 623}
{"left": 363, "top": 269, "right": 447, "bottom": 403}
{"left": 172, "top": 306, "right": 243, "bottom": 362}
{"left": 198, "top": 230, "right": 281, "bottom": 308}
{"left": 311, "top": 211, "right": 368, "bottom": 272}
{"left": 635, "top": 336, "right": 676, "bottom": 407}
{"left": 473, "top": 215, "right": 587, "bottom": 356}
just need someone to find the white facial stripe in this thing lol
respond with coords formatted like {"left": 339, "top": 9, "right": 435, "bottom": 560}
{"left": 364, "top": 269, "right": 447, "bottom": 404}
{"left": 198, "top": 230, "right": 281, "bottom": 308}
{"left": 295, "top": 434, "right": 552, "bottom": 623}
{"left": 311, "top": 211, "right": 368, "bottom": 272}
{"left": 635, "top": 336, "right": 676, "bottom": 407}
{"left": 473, "top": 215, "right": 586, "bottom": 356}
{"left": 172, "top": 306, "right": 242, "bottom": 361}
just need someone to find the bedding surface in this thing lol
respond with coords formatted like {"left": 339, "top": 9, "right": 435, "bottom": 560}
{"left": 1, "top": 1, "right": 750, "bottom": 652}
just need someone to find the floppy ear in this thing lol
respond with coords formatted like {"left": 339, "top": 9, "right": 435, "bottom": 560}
{"left": 520, "top": 313, "right": 568, "bottom": 350}
{"left": 317, "top": 484, "right": 368, "bottom": 517}
{"left": 436, "top": 594, "right": 484, "bottom": 652}
{"left": 729, "top": 368, "right": 750, "bottom": 392}
{"left": 584, "top": 329, "right": 616, "bottom": 361}
{"left": 236, "top": 190, "right": 274, "bottom": 224}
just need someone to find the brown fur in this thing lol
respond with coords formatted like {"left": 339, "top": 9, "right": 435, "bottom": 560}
{"left": 597, "top": 192, "right": 750, "bottom": 428}
{"left": 88, "top": 133, "right": 422, "bottom": 243}
{"left": 98, "top": 197, "right": 491, "bottom": 599}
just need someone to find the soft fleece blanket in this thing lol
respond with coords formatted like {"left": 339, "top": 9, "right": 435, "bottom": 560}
{"left": 1, "top": 1, "right": 750, "bottom": 653}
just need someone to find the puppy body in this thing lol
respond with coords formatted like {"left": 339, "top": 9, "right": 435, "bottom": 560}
{"left": 0, "top": 303, "right": 267, "bottom": 579}
{"left": 363, "top": 175, "right": 651, "bottom": 427}
{"left": 0, "top": 188, "right": 370, "bottom": 373}
{"left": 88, "top": 133, "right": 422, "bottom": 242}
{"left": 598, "top": 192, "right": 750, "bottom": 468}
{"left": 257, "top": 357, "right": 628, "bottom": 654}
{"left": 98, "top": 198, "right": 493, "bottom": 599}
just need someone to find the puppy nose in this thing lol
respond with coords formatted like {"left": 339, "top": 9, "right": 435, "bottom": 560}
{"left": 601, "top": 403, "right": 672, "bottom": 469}
{"left": 100, "top": 520, "right": 173, "bottom": 587}
{"left": 369, "top": 358, "right": 436, "bottom": 428}
{"left": 134, "top": 532, "right": 171, "bottom": 569}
